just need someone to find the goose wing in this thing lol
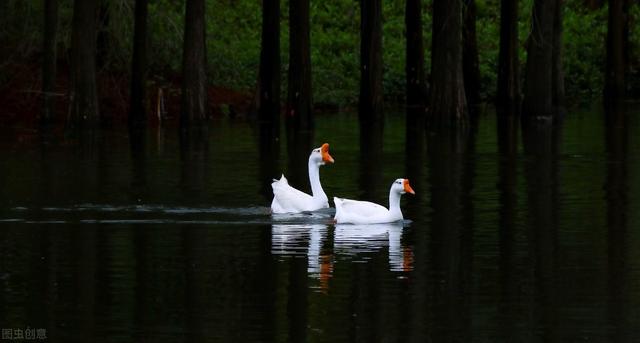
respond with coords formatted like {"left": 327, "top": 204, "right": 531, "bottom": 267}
{"left": 271, "top": 175, "right": 313, "bottom": 213}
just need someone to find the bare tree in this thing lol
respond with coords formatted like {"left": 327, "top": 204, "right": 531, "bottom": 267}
{"left": 42, "top": 0, "right": 58, "bottom": 127}
{"left": 68, "top": 0, "right": 99, "bottom": 130}
{"left": 181, "top": 0, "right": 208, "bottom": 126}
{"left": 429, "top": 0, "right": 467, "bottom": 126}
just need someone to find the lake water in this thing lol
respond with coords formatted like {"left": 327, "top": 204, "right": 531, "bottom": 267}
{"left": 1, "top": 107, "right": 639, "bottom": 342}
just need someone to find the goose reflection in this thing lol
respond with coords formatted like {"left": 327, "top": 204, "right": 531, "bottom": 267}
{"left": 271, "top": 224, "right": 333, "bottom": 290}
{"left": 333, "top": 222, "right": 412, "bottom": 272}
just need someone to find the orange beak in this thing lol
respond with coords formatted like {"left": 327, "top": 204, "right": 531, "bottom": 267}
{"left": 403, "top": 179, "right": 415, "bottom": 195}
{"left": 321, "top": 143, "right": 334, "bottom": 163}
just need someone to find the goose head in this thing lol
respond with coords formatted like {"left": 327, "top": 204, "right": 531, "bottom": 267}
{"left": 310, "top": 143, "right": 335, "bottom": 166}
{"left": 392, "top": 178, "right": 415, "bottom": 195}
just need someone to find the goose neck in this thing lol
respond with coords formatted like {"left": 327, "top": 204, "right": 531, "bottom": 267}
{"left": 389, "top": 189, "right": 402, "bottom": 213}
{"left": 308, "top": 159, "right": 326, "bottom": 199}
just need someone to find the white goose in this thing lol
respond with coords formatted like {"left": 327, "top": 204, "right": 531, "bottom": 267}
{"left": 334, "top": 178, "right": 415, "bottom": 224}
{"left": 271, "top": 143, "right": 335, "bottom": 213}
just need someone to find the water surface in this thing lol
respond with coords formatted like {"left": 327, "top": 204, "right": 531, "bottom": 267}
{"left": 1, "top": 108, "right": 640, "bottom": 342}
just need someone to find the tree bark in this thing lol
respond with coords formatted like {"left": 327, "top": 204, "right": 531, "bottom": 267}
{"left": 259, "top": 0, "right": 281, "bottom": 125}
{"left": 429, "top": 0, "right": 467, "bottom": 127}
{"left": 463, "top": 0, "right": 481, "bottom": 107}
{"left": 181, "top": 0, "right": 208, "bottom": 127}
{"left": 68, "top": 0, "right": 99, "bottom": 130}
{"left": 522, "top": 0, "right": 560, "bottom": 119}
{"left": 552, "top": 0, "right": 565, "bottom": 113}
{"left": 286, "top": 0, "right": 312, "bottom": 132}
{"left": 42, "top": 0, "right": 58, "bottom": 127}
{"left": 359, "top": 0, "right": 384, "bottom": 124}
{"left": 96, "top": 1, "right": 109, "bottom": 70}
{"left": 130, "top": 0, "right": 149, "bottom": 126}
{"left": 584, "top": 0, "right": 604, "bottom": 10}
{"left": 405, "top": 0, "right": 426, "bottom": 112}
{"left": 604, "top": 0, "right": 629, "bottom": 102}
{"left": 497, "top": 0, "right": 520, "bottom": 114}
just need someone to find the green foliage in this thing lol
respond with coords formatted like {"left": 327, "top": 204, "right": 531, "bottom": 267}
{"left": 382, "top": 0, "right": 407, "bottom": 103}
{"left": 308, "top": 1, "right": 360, "bottom": 105}
{"left": 148, "top": 0, "right": 185, "bottom": 74}
{"left": 562, "top": 4, "right": 607, "bottom": 100}
{"left": 206, "top": 0, "right": 261, "bottom": 91}
{"left": 476, "top": 0, "right": 500, "bottom": 100}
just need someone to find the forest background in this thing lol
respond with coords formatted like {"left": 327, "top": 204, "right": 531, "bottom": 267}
{"left": 1, "top": 0, "right": 637, "bottom": 126}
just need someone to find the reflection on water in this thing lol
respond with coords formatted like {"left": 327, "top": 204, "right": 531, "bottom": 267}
{"left": 271, "top": 224, "right": 332, "bottom": 292}
{"left": 1, "top": 109, "right": 640, "bottom": 342}
{"left": 272, "top": 221, "right": 412, "bottom": 294}
{"left": 427, "top": 125, "right": 475, "bottom": 342}
{"left": 359, "top": 121, "right": 384, "bottom": 200}
{"left": 522, "top": 118, "right": 561, "bottom": 341}
{"left": 604, "top": 105, "right": 633, "bottom": 342}
{"left": 334, "top": 223, "right": 412, "bottom": 272}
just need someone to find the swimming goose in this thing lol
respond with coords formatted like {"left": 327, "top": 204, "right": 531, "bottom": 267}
{"left": 334, "top": 178, "right": 414, "bottom": 224}
{"left": 271, "top": 143, "right": 334, "bottom": 213}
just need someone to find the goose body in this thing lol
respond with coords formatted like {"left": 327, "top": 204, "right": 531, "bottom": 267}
{"left": 271, "top": 143, "right": 334, "bottom": 214}
{"left": 334, "top": 179, "right": 414, "bottom": 224}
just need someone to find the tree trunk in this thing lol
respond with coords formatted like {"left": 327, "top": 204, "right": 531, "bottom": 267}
{"left": 405, "top": 0, "right": 426, "bottom": 112}
{"left": 259, "top": 0, "right": 281, "bottom": 125}
{"left": 68, "top": 0, "right": 99, "bottom": 130}
{"left": 359, "top": 0, "right": 384, "bottom": 124}
{"left": 584, "top": 0, "right": 604, "bottom": 10}
{"left": 463, "top": 0, "right": 481, "bottom": 107}
{"left": 522, "top": 0, "right": 556, "bottom": 119}
{"left": 130, "top": 0, "right": 149, "bottom": 126}
{"left": 552, "top": 0, "right": 565, "bottom": 114}
{"left": 497, "top": 0, "right": 520, "bottom": 114}
{"left": 623, "top": 0, "right": 630, "bottom": 75}
{"left": 429, "top": 0, "right": 467, "bottom": 127}
{"left": 286, "top": 0, "right": 312, "bottom": 132}
{"left": 604, "top": 0, "right": 628, "bottom": 102}
{"left": 42, "top": 0, "right": 58, "bottom": 127}
{"left": 181, "top": 0, "right": 208, "bottom": 127}
{"left": 96, "top": 1, "right": 109, "bottom": 70}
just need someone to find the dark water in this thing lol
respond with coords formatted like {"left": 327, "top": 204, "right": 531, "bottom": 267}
{"left": 1, "top": 107, "right": 640, "bottom": 342}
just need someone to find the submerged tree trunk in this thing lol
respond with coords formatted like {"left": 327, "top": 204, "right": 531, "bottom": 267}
{"left": 286, "top": 0, "right": 312, "bottom": 132}
{"left": 42, "top": 0, "right": 58, "bottom": 127}
{"left": 259, "top": 0, "right": 281, "bottom": 125}
{"left": 522, "top": 0, "right": 563, "bottom": 119}
{"left": 181, "top": 0, "right": 208, "bottom": 127}
{"left": 405, "top": 0, "right": 426, "bottom": 112}
{"left": 604, "top": 0, "right": 629, "bottom": 102}
{"left": 497, "top": 0, "right": 520, "bottom": 113}
{"left": 130, "top": 0, "right": 149, "bottom": 126}
{"left": 68, "top": 0, "right": 99, "bottom": 130}
{"left": 427, "top": 125, "right": 476, "bottom": 342}
{"left": 359, "top": 0, "right": 384, "bottom": 124}
{"left": 429, "top": 0, "right": 467, "bottom": 126}
{"left": 521, "top": 118, "right": 560, "bottom": 338}
{"left": 463, "top": 0, "right": 481, "bottom": 107}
